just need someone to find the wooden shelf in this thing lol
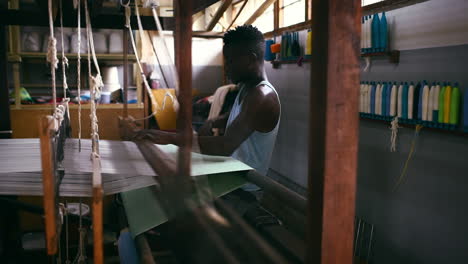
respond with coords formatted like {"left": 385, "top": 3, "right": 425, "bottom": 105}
{"left": 359, "top": 114, "right": 467, "bottom": 137}
{"left": 21, "top": 83, "right": 78, "bottom": 88}
{"left": 10, "top": 103, "right": 144, "bottom": 110}
{"left": 271, "top": 56, "right": 311, "bottom": 68}
{"left": 361, "top": 50, "right": 400, "bottom": 64}
{"left": 8, "top": 52, "right": 137, "bottom": 62}
{"left": 362, "top": 0, "right": 429, "bottom": 16}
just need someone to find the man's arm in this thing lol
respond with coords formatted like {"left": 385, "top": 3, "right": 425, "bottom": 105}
{"left": 135, "top": 84, "right": 280, "bottom": 156}
{"left": 197, "top": 113, "right": 230, "bottom": 136}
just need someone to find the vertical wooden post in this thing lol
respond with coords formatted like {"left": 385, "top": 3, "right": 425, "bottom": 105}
{"left": 39, "top": 116, "right": 58, "bottom": 255}
{"left": 174, "top": 0, "right": 193, "bottom": 192}
{"left": 0, "top": 26, "right": 12, "bottom": 139}
{"left": 92, "top": 177, "right": 104, "bottom": 264}
{"left": 123, "top": 29, "right": 129, "bottom": 118}
{"left": 307, "top": 0, "right": 361, "bottom": 263}
{"left": 273, "top": 0, "right": 279, "bottom": 32}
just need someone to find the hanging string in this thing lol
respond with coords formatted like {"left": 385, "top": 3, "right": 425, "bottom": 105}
{"left": 133, "top": 0, "right": 179, "bottom": 118}
{"left": 84, "top": 0, "right": 103, "bottom": 157}
{"left": 390, "top": 116, "right": 400, "bottom": 152}
{"left": 76, "top": 0, "right": 82, "bottom": 152}
{"left": 57, "top": 203, "right": 66, "bottom": 264}
{"left": 123, "top": 3, "right": 165, "bottom": 122}
{"left": 59, "top": 0, "right": 69, "bottom": 99}
{"left": 137, "top": 0, "right": 178, "bottom": 95}
{"left": 145, "top": 0, "right": 180, "bottom": 97}
{"left": 73, "top": 198, "right": 87, "bottom": 264}
{"left": 392, "top": 125, "right": 423, "bottom": 192}
{"left": 47, "top": 0, "right": 58, "bottom": 109}
{"left": 65, "top": 201, "right": 70, "bottom": 264}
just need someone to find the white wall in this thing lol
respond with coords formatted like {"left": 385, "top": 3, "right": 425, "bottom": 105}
{"left": 266, "top": 0, "right": 468, "bottom": 189}
{"left": 386, "top": 0, "right": 468, "bottom": 50}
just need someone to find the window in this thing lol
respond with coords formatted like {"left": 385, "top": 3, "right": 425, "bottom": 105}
{"left": 231, "top": 0, "right": 274, "bottom": 33}
{"left": 362, "top": 0, "right": 384, "bottom": 6}
{"left": 252, "top": 4, "right": 274, "bottom": 33}
{"left": 281, "top": 0, "right": 306, "bottom": 28}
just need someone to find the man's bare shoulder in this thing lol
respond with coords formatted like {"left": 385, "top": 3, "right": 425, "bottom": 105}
{"left": 244, "top": 84, "right": 280, "bottom": 132}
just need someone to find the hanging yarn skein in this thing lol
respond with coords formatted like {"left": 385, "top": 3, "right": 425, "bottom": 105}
{"left": 390, "top": 116, "right": 399, "bottom": 152}
{"left": 59, "top": 0, "right": 69, "bottom": 98}
{"left": 47, "top": 0, "right": 59, "bottom": 109}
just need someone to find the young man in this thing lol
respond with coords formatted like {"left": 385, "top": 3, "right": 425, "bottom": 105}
{"left": 137, "top": 25, "right": 280, "bottom": 182}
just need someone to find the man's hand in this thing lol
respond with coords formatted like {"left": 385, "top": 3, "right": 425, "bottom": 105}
{"left": 133, "top": 129, "right": 176, "bottom": 145}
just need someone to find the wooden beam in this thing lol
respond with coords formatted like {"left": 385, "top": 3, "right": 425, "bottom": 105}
{"left": 245, "top": 0, "right": 277, "bottom": 25}
{"left": 244, "top": 0, "right": 277, "bottom": 25}
{"left": 39, "top": 116, "right": 58, "bottom": 255}
{"left": 307, "top": 0, "right": 361, "bottom": 263}
{"left": 263, "top": 20, "right": 311, "bottom": 39}
{"left": 246, "top": 170, "right": 307, "bottom": 213}
{"left": 306, "top": 0, "right": 312, "bottom": 20}
{"left": 0, "top": 9, "right": 174, "bottom": 30}
{"left": 227, "top": 0, "right": 248, "bottom": 30}
{"left": 123, "top": 29, "right": 129, "bottom": 118}
{"left": 174, "top": 0, "right": 193, "bottom": 196}
{"left": 362, "top": 0, "right": 428, "bottom": 16}
{"left": 193, "top": 0, "right": 219, "bottom": 14}
{"left": 193, "top": 10, "right": 205, "bottom": 22}
{"left": 0, "top": 26, "right": 11, "bottom": 139}
{"left": 206, "top": 0, "right": 233, "bottom": 31}
{"left": 273, "top": 0, "right": 279, "bottom": 31}
{"left": 192, "top": 31, "right": 224, "bottom": 38}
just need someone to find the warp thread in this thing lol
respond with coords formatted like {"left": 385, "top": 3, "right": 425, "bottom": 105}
{"left": 390, "top": 116, "right": 400, "bottom": 152}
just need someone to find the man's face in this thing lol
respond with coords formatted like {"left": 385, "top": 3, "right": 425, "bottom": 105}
{"left": 223, "top": 45, "right": 251, "bottom": 84}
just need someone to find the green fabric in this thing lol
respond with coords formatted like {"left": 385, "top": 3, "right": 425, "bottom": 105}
{"left": 155, "top": 144, "right": 252, "bottom": 176}
{"left": 121, "top": 171, "right": 248, "bottom": 238}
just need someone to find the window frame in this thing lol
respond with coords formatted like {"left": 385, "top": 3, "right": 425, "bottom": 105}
{"left": 263, "top": 0, "right": 312, "bottom": 38}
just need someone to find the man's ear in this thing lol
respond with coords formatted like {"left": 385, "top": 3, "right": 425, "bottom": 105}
{"left": 249, "top": 52, "right": 259, "bottom": 62}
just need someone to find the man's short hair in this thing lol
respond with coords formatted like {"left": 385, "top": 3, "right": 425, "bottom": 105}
{"left": 223, "top": 25, "right": 265, "bottom": 61}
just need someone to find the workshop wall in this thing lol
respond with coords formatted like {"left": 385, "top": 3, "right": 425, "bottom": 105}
{"left": 265, "top": 0, "right": 468, "bottom": 263}
{"left": 149, "top": 36, "right": 224, "bottom": 96}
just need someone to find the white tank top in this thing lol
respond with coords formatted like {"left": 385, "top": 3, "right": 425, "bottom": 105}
{"left": 226, "top": 80, "right": 281, "bottom": 190}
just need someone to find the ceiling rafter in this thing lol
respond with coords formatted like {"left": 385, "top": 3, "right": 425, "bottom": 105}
{"left": 205, "top": 0, "right": 234, "bottom": 31}
{"left": 244, "top": 0, "right": 277, "bottom": 25}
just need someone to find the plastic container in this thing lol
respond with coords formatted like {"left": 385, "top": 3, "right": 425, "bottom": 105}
{"left": 109, "top": 30, "right": 124, "bottom": 53}
{"left": 22, "top": 31, "right": 42, "bottom": 52}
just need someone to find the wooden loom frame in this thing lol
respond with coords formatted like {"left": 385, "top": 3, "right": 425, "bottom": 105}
{"left": 2, "top": 0, "right": 363, "bottom": 263}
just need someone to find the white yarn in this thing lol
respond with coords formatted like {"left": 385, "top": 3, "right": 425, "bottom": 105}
{"left": 133, "top": 1, "right": 179, "bottom": 116}
{"left": 390, "top": 116, "right": 400, "bottom": 152}
{"left": 84, "top": 0, "right": 102, "bottom": 190}
{"left": 363, "top": 57, "right": 371, "bottom": 72}
{"left": 123, "top": 3, "right": 177, "bottom": 122}
{"left": 77, "top": 0, "right": 82, "bottom": 151}
{"left": 60, "top": 0, "right": 69, "bottom": 97}
{"left": 150, "top": 6, "right": 181, "bottom": 102}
